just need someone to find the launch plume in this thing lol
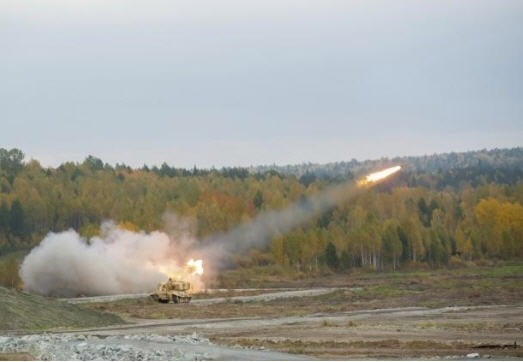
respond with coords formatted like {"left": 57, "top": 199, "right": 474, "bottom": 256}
{"left": 20, "top": 220, "right": 203, "bottom": 297}
{"left": 20, "top": 166, "right": 400, "bottom": 297}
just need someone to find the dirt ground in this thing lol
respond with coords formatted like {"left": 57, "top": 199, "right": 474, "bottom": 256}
{"left": 78, "top": 264, "right": 523, "bottom": 359}
{"left": 0, "top": 353, "right": 34, "bottom": 361}
{"left": 73, "top": 302, "right": 523, "bottom": 359}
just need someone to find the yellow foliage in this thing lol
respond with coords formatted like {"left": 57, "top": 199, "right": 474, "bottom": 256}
{"left": 79, "top": 223, "right": 100, "bottom": 238}
{"left": 475, "top": 198, "right": 523, "bottom": 257}
{"left": 118, "top": 221, "right": 139, "bottom": 232}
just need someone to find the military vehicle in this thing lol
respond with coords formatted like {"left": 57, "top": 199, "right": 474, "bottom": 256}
{"left": 150, "top": 278, "right": 192, "bottom": 303}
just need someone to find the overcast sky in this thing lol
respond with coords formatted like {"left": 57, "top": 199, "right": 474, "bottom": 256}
{"left": 1, "top": 0, "right": 522, "bottom": 168}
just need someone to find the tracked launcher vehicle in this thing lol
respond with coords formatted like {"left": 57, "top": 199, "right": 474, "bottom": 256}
{"left": 150, "top": 278, "right": 192, "bottom": 303}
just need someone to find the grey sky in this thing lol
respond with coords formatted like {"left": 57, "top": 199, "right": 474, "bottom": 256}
{"left": 1, "top": 0, "right": 522, "bottom": 168}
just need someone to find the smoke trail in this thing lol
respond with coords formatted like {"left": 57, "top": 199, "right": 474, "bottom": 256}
{"left": 192, "top": 180, "right": 361, "bottom": 267}
{"left": 193, "top": 166, "right": 401, "bottom": 267}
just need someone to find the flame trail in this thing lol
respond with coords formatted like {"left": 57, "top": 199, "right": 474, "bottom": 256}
{"left": 358, "top": 165, "right": 402, "bottom": 186}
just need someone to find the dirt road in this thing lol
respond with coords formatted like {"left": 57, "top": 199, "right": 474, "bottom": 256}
{"left": 69, "top": 303, "right": 522, "bottom": 359}
{"left": 64, "top": 287, "right": 343, "bottom": 304}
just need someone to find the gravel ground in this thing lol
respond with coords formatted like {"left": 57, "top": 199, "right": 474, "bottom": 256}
{"left": 0, "top": 333, "right": 308, "bottom": 360}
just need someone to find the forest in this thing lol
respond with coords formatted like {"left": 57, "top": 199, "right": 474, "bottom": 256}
{"left": 1, "top": 147, "right": 523, "bottom": 287}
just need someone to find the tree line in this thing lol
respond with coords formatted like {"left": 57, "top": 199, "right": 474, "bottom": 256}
{"left": 0, "top": 147, "right": 522, "bottom": 284}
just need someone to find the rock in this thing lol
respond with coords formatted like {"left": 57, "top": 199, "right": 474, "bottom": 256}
{"left": 466, "top": 352, "right": 480, "bottom": 359}
{"left": 0, "top": 332, "right": 220, "bottom": 360}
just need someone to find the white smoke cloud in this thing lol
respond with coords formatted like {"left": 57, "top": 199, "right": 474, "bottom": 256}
{"left": 20, "top": 220, "right": 202, "bottom": 297}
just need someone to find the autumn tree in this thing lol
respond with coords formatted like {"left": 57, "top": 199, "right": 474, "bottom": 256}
{"left": 324, "top": 242, "right": 339, "bottom": 271}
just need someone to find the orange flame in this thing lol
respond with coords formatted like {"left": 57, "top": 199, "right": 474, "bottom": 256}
{"left": 186, "top": 258, "right": 204, "bottom": 276}
{"left": 148, "top": 258, "right": 204, "bottom": 278}
{"left": 148, "top": 257, "right": 205, "bottom": 292}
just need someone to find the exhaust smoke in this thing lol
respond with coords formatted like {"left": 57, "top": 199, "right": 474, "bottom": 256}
{"left": 194, "top": 165, "right": 402, "bottom": 266}
{"left": 20, "top": 220, "right": 204, "bottom": 297}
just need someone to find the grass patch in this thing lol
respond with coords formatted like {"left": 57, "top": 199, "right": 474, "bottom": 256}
{"left": 0, "top": 287, "right": 124, "bottom": 331}
{"left": 0, "top": 352, "right": 35, "bottom": 361}
{"left": 321, "top": 319, "right": 338, "bottom": 327}
{"left": 218, "top": 337, "right": 477, "bottom": 358}
{"left": 217, "top": 265, "right": 310, "bottom": 289}
{"left": 417, "top": 321, "right": 523, "bottom": 332}
{"left": 482, "top": 264, "right": 523, "bottom": 278}
{"left": 353, "top": 284, "right": 405, "bottom": 298}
